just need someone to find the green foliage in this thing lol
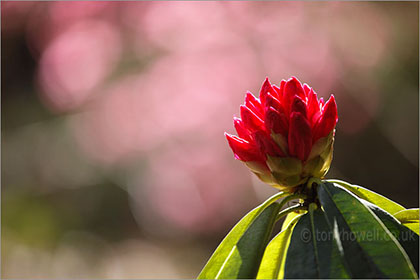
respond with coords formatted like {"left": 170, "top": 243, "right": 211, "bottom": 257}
{"left": 393, "top": 209, "right": 420, "bottom": 235}
{"left": 318, "top": 182, "right": 417, "bottom": 278}
{"left": 284, "top": 205, "right": 350, "bottom": 279}
{"left": 198, "top": 180, "right": 419, "bottom": 279}
{"left": 256, "top": 213, "right": 303, "bottom": 279}
{"left": 394, "top": 209, "right": 419, "bottom": 222}
{"left": 197, "top": 192, "right": 286, "bottom": 279}
{"left": 362, "top": 200, "right": 419, "bottom": 274}
{"left": 327, "top": 179, "right": 405, "bottom": 215}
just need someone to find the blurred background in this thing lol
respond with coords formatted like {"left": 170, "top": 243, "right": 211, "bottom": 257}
{"left": 1, "top": 1, "right": 419, "bottom": 278}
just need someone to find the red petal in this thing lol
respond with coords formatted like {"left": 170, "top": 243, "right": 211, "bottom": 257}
{"left": 288, "top": 112, "right": 312, "bottom": 161}
{"left": 290, "top": 95, "right": 308, "bottom": 119}
{"left": 303, "top": 83, "right": 311, "bottom": 97}
{"left": 259, "top": 77, "right": 275, "bottom": 106}
{"left": 313, "top": 95, "right": 338, "bottom": 142}
{"left": 245, "top": 92, "right": 263, "bottom": 118}
{"left": 278, "top": 80, "right": 286, "bottom": 101}
{"left": 264, "top": 92, "right": 283, "bottom": 112}
{"left": 225, "top": 133, "right": 266, "bottom": 163}
{"left": 240, "top": 105, "right": 264, "bottom": 132}
{"left": 283, "top": 77, "right": 305, "bottom": 114}
{"left": 233, "top": 117, "right": 251, "bottom": 141}
{"left": 307, "top": 89, "right": 321, "bottom": 127}
{"left": 253, "top": 131, "right": 284, "bottom": 157}
{"left": 272, "top": 85, "right": 281, "bottom": 100}
{"left": 265, "top": 107, "right": 289, "bottom": 136}
{"left": 311, "top": 111, "right": 321, "bottom": 130}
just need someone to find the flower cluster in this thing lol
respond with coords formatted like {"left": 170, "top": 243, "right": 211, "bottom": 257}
{"left": 225, "top": 77, "right": 338, "bottom": 191}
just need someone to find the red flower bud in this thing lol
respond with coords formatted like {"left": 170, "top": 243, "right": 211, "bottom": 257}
{"left": 260, "top": 77, "right": 276, "bottom": 105}
{"left": 264, "top": 93, "right": 283, "bottom": 112}
{"left": 288, "top": 112, "right": 312, "bottom": 161}
{"left": 240, "top": 105, "right": 264, "bottom": 132}
{"left": 245, "top": 91, "right": 264, "bottom": 119}
{"left": 225, "top": 77, "right": 338, "bottom": 191}
{"left": 313, "top": 95, "right": 338, "bottom": 142}
{"left": 225, "top": 133, "right": 266, "bottom": 165}
{"left": 290, "top": 96, "right": 308, "bottom": 119}
{"left": 253, "top": 130, "right": 285, "bottom": 158}
{"left": 233, "top": 117, "right": 251, "bottom": 142}
{"left": 265, "top": 107, "right": 288, "bottom": 136}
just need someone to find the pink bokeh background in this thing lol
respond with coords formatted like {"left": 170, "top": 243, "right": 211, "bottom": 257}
{"left": 2, "top": 1, "right": 418, "bottom": 278}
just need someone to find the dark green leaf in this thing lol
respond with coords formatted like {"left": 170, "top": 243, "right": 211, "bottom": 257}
{"left": 256, "top": 212, "right": 303, "bottom": 279}
{"left": 281, "top": 211, "right": 303, "bottom": 231}
{"left": 327, "top": 179, "right": 405, "bottom": 215}
{"left": 284, "top": 206, "right": 350, "bottom": 279}
{"left": 198, "top": 202, "right": 281, "bottom": 279}
{"left": 362, "top": 200, "right": 419, "bottom": 275}
{"left": 318, "top": 181, "right": 417, "bottom": 278}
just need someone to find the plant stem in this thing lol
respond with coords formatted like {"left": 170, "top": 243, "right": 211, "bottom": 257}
{"left": 278, "top": 193, "right": 308, "bottom": 209}
{"left": 275, "top": 204, "right": 307, "bottom": 222}
{"left": 259, "top": 191, "right": 297, "bottom": 210}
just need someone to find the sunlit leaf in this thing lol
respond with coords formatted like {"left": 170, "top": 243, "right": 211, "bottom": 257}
{"left": 394, "top": 209, "right": 419, "bottom": 223}
{"left": 394, "top": 209, "right": 419, "bottom": 234}
{"left": 198, "top": 194, "right": 283, "bottom": 279}
{"left": 283, "top": 206, "right": 350, "bottom": 279}
{"left": 256, "top": 212, "right": 303, "bottom": 279}
{"left": 281, "top": 211, "right": 303, "bottom": 231}
{"left": 363, "top": 199, "right": 419, "bottom": 275}
{"left": 403, "top": 222, "right": 420, "bottom": 235}
{"left": 318, "top": 181, "right": 417, "bottom": 278}
{"left": 327, "top": 179, "right": 405, "bottom": 215}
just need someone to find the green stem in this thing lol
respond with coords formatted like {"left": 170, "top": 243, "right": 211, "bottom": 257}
{"left": 258, "top": 191, "right": 296, "bottom": 211}
{"left": 278, "top": 193, "right": 308, "bottom": 209}
{"left": 257, "top": 192, "right": 307, "bottom": 224}
{"left": 307, "top": 177, "right": 322, "bottom": 190}
{"left": 275, "top": 204, "right": 307, "bottom": 222}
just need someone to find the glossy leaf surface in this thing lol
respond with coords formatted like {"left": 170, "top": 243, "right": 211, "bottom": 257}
{"left": 256, "top": 213, "right": 303, "bottom": 279}
{"left": 394, "top": 209, "right": 419, "bottom": 223}
{"left": 327, "top": 179, "right": 405, "bottom": 215}
{"left": 284, "top": 206, "right": 350, "bottom": 279}
{"left": 363, "top": 200, "right": 419, "bottom": 275}
{"left": 318, "top": 181, "right": 417, "bottom": 279}
{"left": 198, "top": 202, "right": 281, "bottom": 279}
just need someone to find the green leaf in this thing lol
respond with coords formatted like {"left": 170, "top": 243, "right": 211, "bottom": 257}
{"left": 215, "top": 203, "right": 281, "bottom": 279}
{"left": 404, "top": 223, "right": 420, "bottom": 235}
{"left": 394, "top": 209, "right": 419, "bottom": 223}
{"left": 327, "top": 179, "right": 405, "bottom": 215}
{"left": 393, "top": 209, "right": 419, "bottom": 235}
{"left": 318, "top": 181, "right": 417, "bottom": 278}
{"left": 403, "top": 222, "right": 420, "bottom": 235}
{"left": 198, "top": 192, "right": 286, "bottom": 279}
{"left": 256, "top": 213, "right": 303, "bottom": 279}
{"left": 283, "top": 205, "right": 350, "bottom": 279}
{"left": 281, "top": 212, "right": 300, "bottom": 231}
{"left": 362, "top": 200, "right": 419, "bottom": 275}
{"left": 281, "top": 210, "right": 307, "bottom": 231}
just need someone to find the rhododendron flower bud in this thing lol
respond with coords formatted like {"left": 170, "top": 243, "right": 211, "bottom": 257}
{"left": 225, "top": 77, "right": 338, "bottom": 191}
